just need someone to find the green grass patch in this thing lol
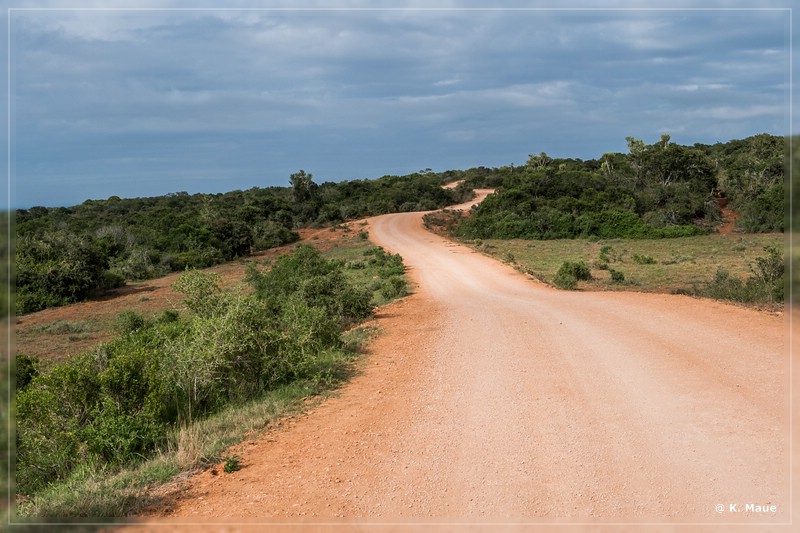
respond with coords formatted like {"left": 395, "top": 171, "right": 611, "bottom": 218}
{"left": 466, "top": 233, "right": 785, "bottom": 299}
{"left": 31, "top": 320, "right": 93, "bottom": 336}
{"left": 342, "top": 325, "right": 380, "bottom": 354}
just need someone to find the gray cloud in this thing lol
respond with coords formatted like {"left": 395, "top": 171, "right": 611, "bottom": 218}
{"left": 6, "top": 3, "right": 795, "bottom": 207}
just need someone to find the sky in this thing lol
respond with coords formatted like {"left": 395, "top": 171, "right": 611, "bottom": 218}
{"left": 2, "top": 1, "right": 797, "bottom": 208}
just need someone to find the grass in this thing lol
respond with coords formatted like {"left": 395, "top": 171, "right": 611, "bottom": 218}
{"left": 30, "top": 320, "right": 93, "bottom": 336}
{"left": 342, "top": 325, "right": 381, "bottom": 353}
{"left": 17, "top": 318, "right": 111, "bottom": 363}
{"left": 464, "top": 233, "right": 785, "bottom": 298}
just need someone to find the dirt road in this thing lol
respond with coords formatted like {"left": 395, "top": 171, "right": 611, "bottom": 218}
{"left": 140, "top": 200, "right": 791, "bottom": 527}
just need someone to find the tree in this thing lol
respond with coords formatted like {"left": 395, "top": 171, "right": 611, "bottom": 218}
{"left": 600, "top": 153, "right": 615, "bottom": 175}
{"left": 642, "top": 144, "right": 715, "bottom": 188}
{"left": 527, "top": 152, "right": 552, "bottom": 169}
{"left": 289, "top": 170, "right": 318, "bottom": 203}
{"left": 626, "top": 136, "right": 646, "bottom": 181}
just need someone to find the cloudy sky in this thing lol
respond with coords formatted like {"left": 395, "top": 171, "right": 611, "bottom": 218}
{"left": 3, "top": 1, "right": 796, "bottom": 208}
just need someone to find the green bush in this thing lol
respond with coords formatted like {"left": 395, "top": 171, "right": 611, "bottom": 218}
{"left": 598, "top": 245, "right": 613, "bottom": 264}
{"left": 701, "top": 247, "right": 785, "bottom": 303}
{"left": 15, "top": 319, "right": 187, "bottom": 495}
{"left": 298, "top": 271, "right": 373, "bottom": 328}
{"left": 558, "top": 260, "right": 592, "bottom": 281}
{"left": 115, "top": 310, "right": 147, "bottom": 335}
{"left": 364, "top": 246, "right": 405, "bottom": 277}
{"left": 252, "top": 220, "right": 299, "bottom": 250}
{"left": 737, "top": 182, "right": 785, "bottom": 233}
{"left": 380, "top": 276, "right": 409, "bottom": 300}
{"left": 748, "top": 245, "right": 786, "bottom": 302}
{"left": 168, "top": 246, "right": 225, "bottom": 271}
{"left": 100, "top": 339, "right": 172, "bottom": 421}
{"left": 172, "top": 270, "right": 224, "bottom": 318}
{"left": 345, "top": 260, "right": 366, "bottom": 270}
{"left": 553, "top": 271, "right": 578, "bottom": 290}
{"left": 223, "top": 455, "right": 241, "bottom": 473}
{"left": 109, "top": 246, "right": 164, "bottom": 281}
{"left": 16, "top": 353, "right": 103, "bottom": 494}
{"left": 610, "top": 269, "right": 626, "bottom": 282}
{"left": 248, "top": 245, "right": 374, "bottom": 328}
{"left": 15, "top": 231, "right": 110, "bottom": 314}
{"left": 81, "top": 398, "right": 165, "bottom": 466}
{"left": 553, "top": 260, "right": 591, "bottom": 290}
{"left": 632, "top": 254, "right": 656, "bottom": 265}
{"left": 750, "top": 245, "right": 785, "bottom": 284}
{"left": 274, "top": 296, "right": 341, "bottom": 384}
{"left": 248, "top": 245, "right": 335, "bottom": 298}
{"left": 15, "top": 353, "right": 40, "bottom": 390}
{"left": 97, "top": 269, "right": 127, "bottom": 291}
{"left": 159, "top": 309, "right": 181, "bottom": 323}
{"left": 162, "top": 294, "right": 275, "bottom": 415}
{"left": 703, "top": 267, "right": 754, "bottom": 302}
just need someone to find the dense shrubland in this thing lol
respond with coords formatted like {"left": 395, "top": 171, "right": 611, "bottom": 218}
{"left": 13, "top": 134, "right": 786, "bottom": 314}
{"left": 15, "top": 244, "right": 406, "bottom": 502}
{"left": 14, "top": 170, "right": 467, "bottom": 314}
{"left": 697, "top": 133, "right": 786, "bottom": 233}
{"left": 456, "top": 134, "right": 785, "bottom": 241}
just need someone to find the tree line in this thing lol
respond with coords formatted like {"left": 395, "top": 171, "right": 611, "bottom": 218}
{"left": 14, "top": 170, "right": 472, "bottom": 314}
{"left": 453, "top": 133, "right": 785, "bottom": 240}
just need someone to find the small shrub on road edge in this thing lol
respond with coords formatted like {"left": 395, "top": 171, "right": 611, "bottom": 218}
{"left": 554, "top": 260, "right": 591, "bottom": 290}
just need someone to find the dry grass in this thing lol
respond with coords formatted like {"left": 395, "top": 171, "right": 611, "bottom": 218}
{"left": 173, "top": 425, "right": 203, "bottom": 470}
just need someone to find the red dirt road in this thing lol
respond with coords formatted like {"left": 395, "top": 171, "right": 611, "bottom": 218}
{"left": 136, "top": 201, "right": 791, "bottom": 528}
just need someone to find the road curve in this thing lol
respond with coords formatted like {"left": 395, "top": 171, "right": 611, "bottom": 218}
{"left": 141, "top": 205, "right": 791, "bottom": 527}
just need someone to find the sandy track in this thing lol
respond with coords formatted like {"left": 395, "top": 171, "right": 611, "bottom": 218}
{"left": 136, "top": 203, "right": 791, "bottom": 528}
